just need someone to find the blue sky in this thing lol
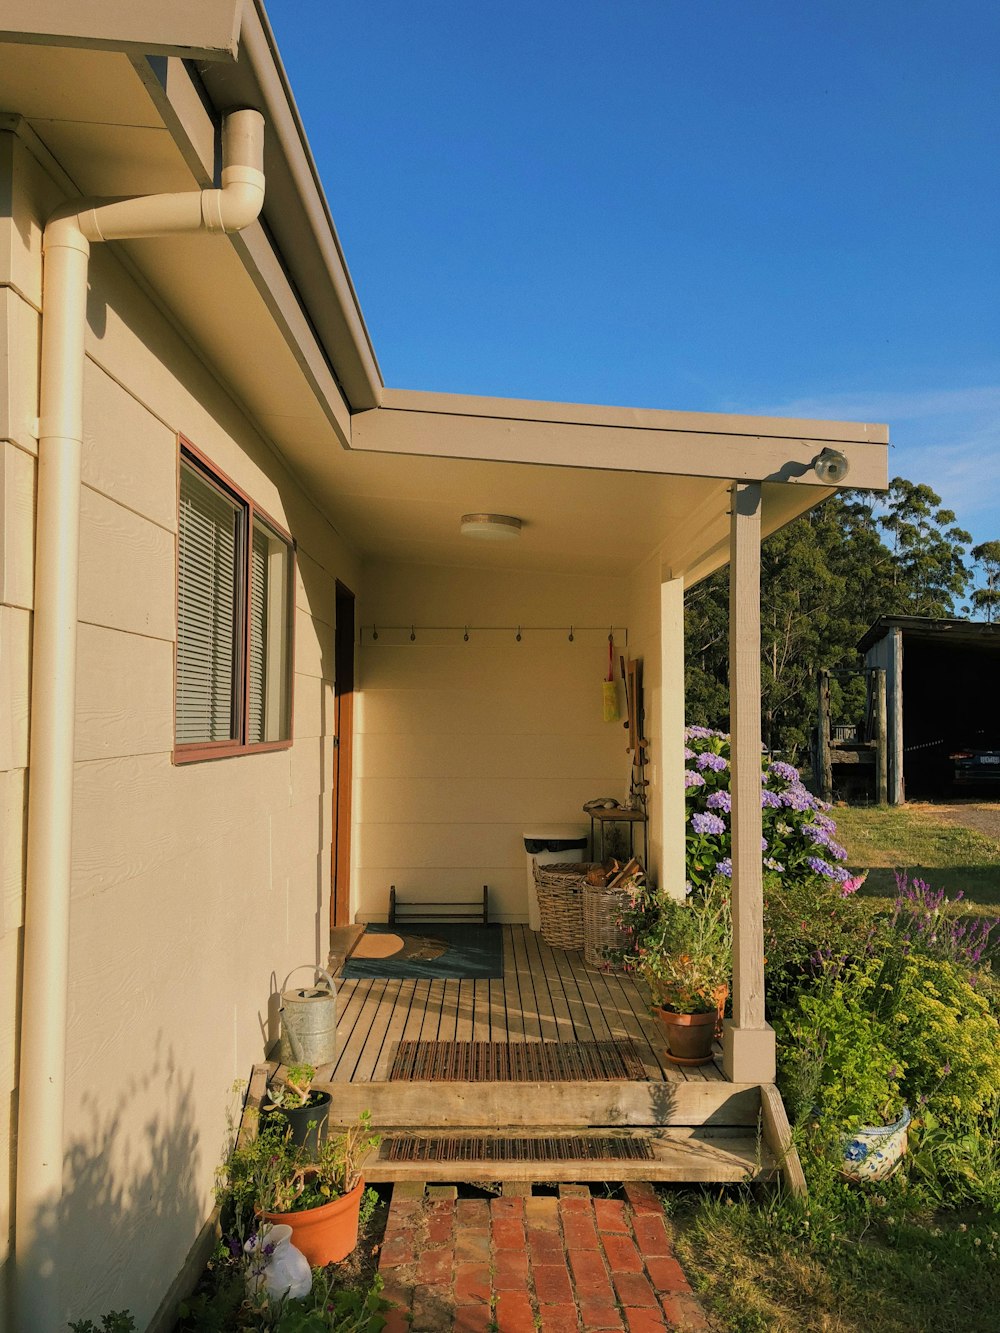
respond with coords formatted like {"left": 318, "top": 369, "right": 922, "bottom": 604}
{"left": 265, "top": 1, "right": 999, "bottom": 553}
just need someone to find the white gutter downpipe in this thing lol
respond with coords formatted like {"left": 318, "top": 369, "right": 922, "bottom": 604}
{"left": 15, "top": 109, "right": 265, "bottom": 1332}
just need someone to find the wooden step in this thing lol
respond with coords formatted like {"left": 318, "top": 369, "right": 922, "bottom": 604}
{"left": 317, "top": 1078, "right": 763, "bottom": 1129}
{"left": 360, "top": 1126, "right": 776, "bottom": 1184}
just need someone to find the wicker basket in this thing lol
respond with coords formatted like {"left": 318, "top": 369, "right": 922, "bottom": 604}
{"left": 532, "top": 861, "right": 594, "bottom": 950}
{"left": 583, "top": 882, "right": 631, "bottom": 969}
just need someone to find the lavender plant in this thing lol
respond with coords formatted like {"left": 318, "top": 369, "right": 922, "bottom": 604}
{"left": 890, "top": 871, "right": 999, "bottom": 972}
{"left": 684, "top": 727, "right": 850, "bottom": 892}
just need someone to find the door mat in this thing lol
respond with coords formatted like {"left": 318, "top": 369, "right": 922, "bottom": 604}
{"left": 383, "top": 1133, "right": 654, "bottom": 1163}
{"left": 387, "top": 1039, "right": 647, "bottom": 1082}
{"left": 340, "top": 923, "right": 503, "bottom": 981}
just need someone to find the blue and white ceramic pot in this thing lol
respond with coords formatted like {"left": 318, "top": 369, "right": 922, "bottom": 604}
{"left": 840, "top": 1106, "right": 911, "bottom": 1182}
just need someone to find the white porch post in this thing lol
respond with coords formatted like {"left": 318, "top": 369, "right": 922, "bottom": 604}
{"left": 722, "top": 481, "right": 776, "bottom": 1083}
{"left": 659, "top": 573, "right": 686, "bottom": 900}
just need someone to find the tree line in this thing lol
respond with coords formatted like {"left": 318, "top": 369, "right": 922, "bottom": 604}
{"left": 686, "top": 477, "right": 1000, "bottom": 759}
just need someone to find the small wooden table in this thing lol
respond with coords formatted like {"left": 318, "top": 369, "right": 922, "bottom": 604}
{"left": 587, "top": 807, "right": 648, "bottom": 864}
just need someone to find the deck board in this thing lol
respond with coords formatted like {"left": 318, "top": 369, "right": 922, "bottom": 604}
{"left": 326, "top": 926, "right": 722, "bottom": 1087}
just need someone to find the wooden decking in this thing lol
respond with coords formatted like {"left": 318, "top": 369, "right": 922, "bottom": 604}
{"left": 319, "top": 925, "right": 724, "bottom": 1086}
{"left": 251, "top": 924, "right": 805, "bottom": 1188}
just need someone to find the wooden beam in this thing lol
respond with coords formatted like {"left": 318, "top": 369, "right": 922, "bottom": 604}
{"left": 660, "top": 574, "right": 687, "bottom": 900}
{"left": 353, "top": 397, "right": 889, "bottom": 488}
{"left": 875, "top": 668, "right": 888, "bottom": 804}
{"left": 316, "top": 1078, "right": 763, "bottom": 1129}
{"left": 723, "top": 482, "right": 776, "bottom": 1084}
{"left": 759, "top": 1084, "right": 808, "bottom": 1199}
{"left": 363, "top": 1127, "right": 776, "bottom": 1184}
{"left": 890, "top": 628, "right": 905, "bottom": 803}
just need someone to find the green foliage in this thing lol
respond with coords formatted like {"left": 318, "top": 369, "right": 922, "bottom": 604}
{"left": 178, "top": 1266, "right": 387, "bottom": 1332}
{"left": 892, "top": 955, "right": 1000, "bottom": 1124}
{"left": 628, "top": 876, "right": 731, "bottom": 1012}
{"left": 268, "top": 1065, "right": 316, "bottom": 1110}
{"left": 776, "top": 958, "right": 902, "bottom": 1127}
{"left": 221, "top": 1112, "right": 380, "bottom": 1232}
{"left": 971, "top": 540, "right": 1000, "bottom": 623}
{"left": 68, "top": 1315, "right": 136, "bottom": 1333}
{"left": 776, "top": 948, "right": 1000, "bottom": 1136}
{"left": 908, "top": 1102, "right": 1000, "bottom": 1211}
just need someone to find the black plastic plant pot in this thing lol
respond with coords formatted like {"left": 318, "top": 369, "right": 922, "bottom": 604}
{"left": 262, "top": 1090, "right": 332, "bottom": 1156}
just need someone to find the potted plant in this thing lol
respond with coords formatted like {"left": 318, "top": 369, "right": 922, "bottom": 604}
{"left": 634, "top": 879, "right": 731, "bottom": 1065}
{"left": 262, "top": 1062, "right": 331, "bottom": 1154}
{"left": 224, "top": 1110, "right": 381, "bottom": 1266}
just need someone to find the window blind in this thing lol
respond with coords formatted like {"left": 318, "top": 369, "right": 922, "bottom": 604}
{"left": 177, "top": 462, "right": 241, "bottom": 745}
{"left": 247, "top": 521, "right": 268, "bottom": 744}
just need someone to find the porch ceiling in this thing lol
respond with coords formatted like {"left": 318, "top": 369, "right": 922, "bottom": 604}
{"left": 318, "top": 446, "right": 813, "bottom": 583}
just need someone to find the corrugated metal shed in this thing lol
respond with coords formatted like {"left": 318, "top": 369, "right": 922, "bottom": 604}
{"left": 859, "top": 616, "right": 1000, "bottom": 801}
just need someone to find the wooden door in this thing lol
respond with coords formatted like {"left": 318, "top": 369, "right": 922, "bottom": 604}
{"left": 332, "top": 582, "right": 355, "bottom": 927}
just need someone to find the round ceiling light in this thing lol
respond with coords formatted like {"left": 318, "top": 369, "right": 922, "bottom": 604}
{"left": 460, "top": 513, "right": 522, "bottom": 540}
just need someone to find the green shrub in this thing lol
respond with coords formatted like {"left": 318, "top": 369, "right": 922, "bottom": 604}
{"left": 893, "top": 955, "right": 1000, "bottom": 1124}
{"left": 775, "top": 958, "right": 902, "bottom": 1127}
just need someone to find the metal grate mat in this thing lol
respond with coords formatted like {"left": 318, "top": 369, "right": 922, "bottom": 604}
{"left": 384, "top": 1134, "right": 654, "bottom": 1163}
{"left": 388, "top": 1039, "right": 647, "bottom": 1082}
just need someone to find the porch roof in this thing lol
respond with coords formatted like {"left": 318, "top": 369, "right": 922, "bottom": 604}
{"left": 0, "top": 2, "right": 890, "bottom": 579}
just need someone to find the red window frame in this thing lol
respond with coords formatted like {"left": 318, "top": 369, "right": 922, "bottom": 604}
{"left": 173, "top": 436, "right": 296, "bottom": 764}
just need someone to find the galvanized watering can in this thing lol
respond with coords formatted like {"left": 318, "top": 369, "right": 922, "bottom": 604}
{"left": 277, "top": 965, "right": 337, "bottom": 1066}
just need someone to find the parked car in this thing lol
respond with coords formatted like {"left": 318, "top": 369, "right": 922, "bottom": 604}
{"left": 951, "top": 742, "right": 1000, "bottom": 786}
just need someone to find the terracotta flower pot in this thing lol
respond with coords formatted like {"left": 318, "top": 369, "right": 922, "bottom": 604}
{"left": 262, "top": 1177, "right": 365, "bottom": 1266}
{"left": 657, "top": 1006, "right": 717, "bottom": 1064}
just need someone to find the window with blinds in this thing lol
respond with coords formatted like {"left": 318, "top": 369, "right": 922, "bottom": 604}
{"left": 175, "top": 446, "right": 294, "bottom": 760}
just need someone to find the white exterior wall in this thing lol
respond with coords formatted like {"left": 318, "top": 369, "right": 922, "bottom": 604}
{"left": 354, "top": 563, "right": 631, "bottom": 922}
{"left": 1, "top": 129, "right": 359, "bottom": 1327}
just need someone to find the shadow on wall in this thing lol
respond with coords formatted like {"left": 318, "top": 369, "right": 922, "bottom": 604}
{"left": 18, "top": 1038, "right": 206, "bottom": 1328}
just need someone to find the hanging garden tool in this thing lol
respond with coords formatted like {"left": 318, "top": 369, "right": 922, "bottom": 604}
{"left": 602, "top": 632, "right": 620, "bottom": 722}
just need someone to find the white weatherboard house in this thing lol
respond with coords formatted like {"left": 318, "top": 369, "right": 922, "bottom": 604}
{"left": 0, "top": 1, "right": 889, "bottom": 1327}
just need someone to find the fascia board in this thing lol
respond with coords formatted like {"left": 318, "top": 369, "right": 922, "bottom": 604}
{"left": 0, "top": 0, "right": 244, "bottom": 61}
{"left": 379, "top": 387, "right": 889, "bottom": 446}
{"left": 352, "top": 400, "right": 890, "bottom": 491}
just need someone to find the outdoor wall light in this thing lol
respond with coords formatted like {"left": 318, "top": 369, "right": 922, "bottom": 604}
{"left": 812, "top": 448, "right": 850, "bottom": 484}
{"left": 460, "top": 513, "right": 522, "bottom": 540}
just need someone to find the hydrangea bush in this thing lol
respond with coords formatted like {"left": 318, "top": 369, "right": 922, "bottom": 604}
{"left": 685, "top": 726, "right": 849, "bottom": 892}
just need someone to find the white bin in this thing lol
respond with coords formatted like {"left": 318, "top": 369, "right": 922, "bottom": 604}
{"left": 523, "top": 825, "right": 589, "bottom": 931}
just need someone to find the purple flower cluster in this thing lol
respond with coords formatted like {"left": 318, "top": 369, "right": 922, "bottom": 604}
{"left": 778, "top": 784, "right": 817, "bottom": 812}
{"left": 806, "top": 855, "right": 838, "bottom": 878}
{"left": 683, "top": 726, "right": 851, "bottom": 894}
{"left": 696, "top": 751, "right": 728, "bottom": 773}
{"left": 691, "top": 811, "right": 726, "bottom": 836}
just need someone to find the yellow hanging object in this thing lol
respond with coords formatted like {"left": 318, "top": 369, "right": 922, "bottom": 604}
{"left": 602, "top": 679, "right": 619, "bottom": 722}
{"left": 602, "top": 635, "right": 619, "bottom": 721}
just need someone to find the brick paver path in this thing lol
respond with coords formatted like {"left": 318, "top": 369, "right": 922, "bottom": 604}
{"left": 377, "top": 1182, "right": 710, "bottom": 1332}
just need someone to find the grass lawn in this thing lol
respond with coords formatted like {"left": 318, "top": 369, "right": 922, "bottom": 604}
{"left": 670, "top": 1192, "right": 1000, "bottom": 1333}
{"left": 832, "top": 802, "right": 1000, "bottom": 907}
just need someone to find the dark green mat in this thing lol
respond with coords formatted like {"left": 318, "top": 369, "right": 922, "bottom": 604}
{"left": 341, "top": 923, "right": 504, "bottom": 980}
